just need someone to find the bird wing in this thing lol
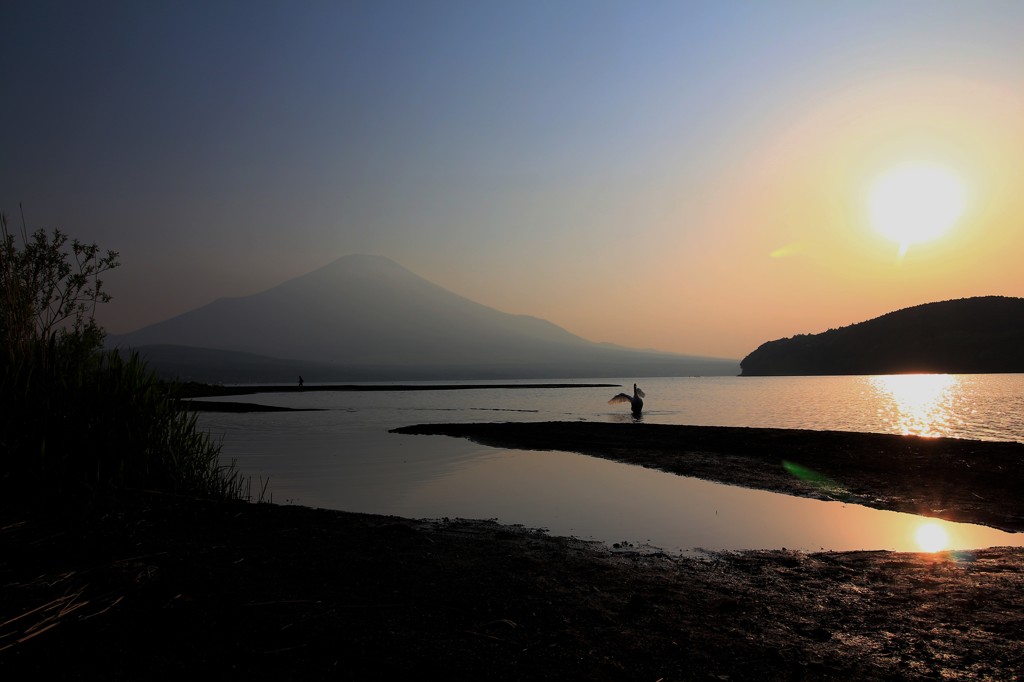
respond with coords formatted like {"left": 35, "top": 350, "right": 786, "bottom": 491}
{"left": 608, "top": 393, "right": 632, "bottom": 404}
{"left": 635, "top": 387, "right": 646, "bottom": 398}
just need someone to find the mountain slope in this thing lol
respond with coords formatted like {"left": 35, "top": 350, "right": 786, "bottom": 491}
{"left": 740, "top": 296, "right": 1024, "bottom": 376}
{"left": 112, "top": 255, "right": 585, "bottom": 364}
{"left": 109, "top": 254, "right": 738, "bottom": 381}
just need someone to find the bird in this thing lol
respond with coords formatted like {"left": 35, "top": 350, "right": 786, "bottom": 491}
{"left": 609, "top": 383, "right": 645, "bottom": 416}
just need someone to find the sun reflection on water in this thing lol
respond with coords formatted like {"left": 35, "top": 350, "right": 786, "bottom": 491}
{"left": 868, "top": 374, "right": 960, "bottom": 438}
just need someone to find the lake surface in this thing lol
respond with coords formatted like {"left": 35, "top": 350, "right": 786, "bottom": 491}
{"left": 197, "top": 374, "right": 1024, "bottom": 554}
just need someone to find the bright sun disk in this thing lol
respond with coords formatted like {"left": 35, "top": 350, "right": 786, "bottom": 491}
{"left": 868, "top": 163, "right": 966, "bottom": 256}
{"left": 915, "top": 522, "right": 950, "bottom": 553}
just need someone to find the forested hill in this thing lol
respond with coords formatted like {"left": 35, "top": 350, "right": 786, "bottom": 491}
{"left": 740, "top": 296, "right": 1024, "bottom": 376}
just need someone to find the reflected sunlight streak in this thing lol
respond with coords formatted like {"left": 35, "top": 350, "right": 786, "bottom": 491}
{"left": 869, "top": 374, "right": 959, "bottom": 438}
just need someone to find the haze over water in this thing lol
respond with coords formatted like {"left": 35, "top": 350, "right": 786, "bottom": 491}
{"left": 199, "top": 374, "right": 1024, "bottom": 555}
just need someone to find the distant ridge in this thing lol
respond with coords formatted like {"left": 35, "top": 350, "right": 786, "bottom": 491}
{"left": 109, "top": 254, "right": 738, "bottom": 382}
{"left": 740, "top": 296, "right": 1024, "bottom": 376}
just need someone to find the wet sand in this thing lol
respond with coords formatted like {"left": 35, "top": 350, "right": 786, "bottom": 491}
{"left": 394, "top": 421, "right": 1024, "bottom": 533}
{"left": 3, "top": 422, "right": 1024, "bottom": 679}
{"left": 177, "top": 382, "right": 617, "bottom": 397}
{"left": 177, "top": 382, "right": 616, "bottom": 413}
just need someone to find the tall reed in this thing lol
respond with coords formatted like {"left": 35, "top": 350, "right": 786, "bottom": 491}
{"left": 1, "top": 342, "right": 244, "bottom": 503}
{"left": 1, "top": 210, "right": 241, "bottom": 504}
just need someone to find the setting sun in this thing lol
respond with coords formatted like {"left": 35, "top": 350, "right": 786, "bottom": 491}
{"left": 915, "top": 522, "right": 950, "bottom": 553}
{"left": 868, "top": 163, "right": 967, "bottom": 256}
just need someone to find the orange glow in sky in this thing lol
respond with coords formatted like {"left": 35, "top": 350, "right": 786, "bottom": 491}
{"left": 641, "top": 77, "right": 1024, "bottom": 359}
{"left": 4, "top": 4, "right": 1024, "bottom": 361}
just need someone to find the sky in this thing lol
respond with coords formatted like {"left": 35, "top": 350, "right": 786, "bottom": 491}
{"left": 3, "top": 1, "right": 1024, "bottom": 360}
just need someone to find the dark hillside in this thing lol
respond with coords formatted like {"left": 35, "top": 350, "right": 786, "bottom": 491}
{"left": 740, "top": 296, "right": 1024, "bottom": 376}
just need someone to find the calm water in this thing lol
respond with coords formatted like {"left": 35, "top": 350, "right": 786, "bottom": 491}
{"left": 197, "top": 374, "right": 1024, "bottom": 554}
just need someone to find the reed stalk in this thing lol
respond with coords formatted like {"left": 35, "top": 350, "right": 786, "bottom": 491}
{"left": 1, "top": 211, "right": 242, "bottom": 504}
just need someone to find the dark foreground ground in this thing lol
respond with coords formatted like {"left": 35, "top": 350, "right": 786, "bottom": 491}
{"left": 3, "top": 422, "right": 1024, "bottom": 680}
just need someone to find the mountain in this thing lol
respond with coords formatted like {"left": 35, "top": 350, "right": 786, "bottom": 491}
{"left": 739, "top": 296, "right": 1024, "bottom": 376}
{"left": 109, "top": 254, "right": 738, "bottom": 382}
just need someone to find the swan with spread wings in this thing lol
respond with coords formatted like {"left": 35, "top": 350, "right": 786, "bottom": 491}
{"left": 609, "top": 383, "right": 645, "bottom": 416}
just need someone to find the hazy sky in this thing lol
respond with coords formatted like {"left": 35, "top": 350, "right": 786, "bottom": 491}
{"left": 4, "top": 1, "right": 1024, "bottom": 360}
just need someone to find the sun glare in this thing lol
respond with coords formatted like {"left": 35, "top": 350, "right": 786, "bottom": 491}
{"left": 915, "top": 522, "right": 950, "bottom": 553}
{"left": 869, "top": 374, "right": 957, "bottom": 438}
{"left": 868, "top": 163, "right": 967, "bottom": 256}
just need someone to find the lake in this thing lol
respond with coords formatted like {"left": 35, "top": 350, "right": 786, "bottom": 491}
{"left": 196, "top": 374, "right": 1024, "bottom": 554}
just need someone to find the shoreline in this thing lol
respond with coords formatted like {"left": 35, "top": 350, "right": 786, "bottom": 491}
{"left": 176, "top": 382, "right": 619, "bottom": 398}
{"left": 394, "top": 421, "right": 1024, "bottom": 533}
{"left": 4, "top": 494, "right": 1022, "bottom": 679}
{"left": 5, "top": 421, "right": 1024, "bottom": 678}
{"left": 179, "top": 382, "right": 618, "bottom": 412}
{"left": 182, "top": 400, "right": 325, "bottom": 412}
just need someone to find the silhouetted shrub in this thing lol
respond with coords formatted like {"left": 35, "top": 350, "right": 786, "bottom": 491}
{"left": 0, "top": 211, "right": 241, "bottom": 503}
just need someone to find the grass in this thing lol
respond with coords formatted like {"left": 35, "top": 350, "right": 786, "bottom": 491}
{"left": 1, "top": 341, "right": 246, "bottom": 505}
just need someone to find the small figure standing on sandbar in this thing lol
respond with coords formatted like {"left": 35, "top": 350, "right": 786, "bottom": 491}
{"left": 298, "top": 375, "right": 304, "bottom": 387}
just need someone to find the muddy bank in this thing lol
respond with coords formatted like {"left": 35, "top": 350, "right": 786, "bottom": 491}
{"left": 182, "top": 400, "right": 324, "bottom": 413}
{"left": 2, "top": 495, "right": 1023, "bottom": 680}
{"left": 5, "top": 422, "right": 1024, "bottom": 679}
{"left": 393, "top": 421, "right": 1024, "bottom": 533}
{"left": 176, "top": 382, "right": 616, "bottom": 398}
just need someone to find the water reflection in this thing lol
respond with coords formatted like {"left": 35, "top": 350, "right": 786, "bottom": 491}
{"left": 869, "top": 374, "right": 959, "bottom": 437}
{"left": 201, "top": 375, "right": 1024, "bottom": 552}
{"left": 390, "top": 447, "right": 1024, "bottom": 554}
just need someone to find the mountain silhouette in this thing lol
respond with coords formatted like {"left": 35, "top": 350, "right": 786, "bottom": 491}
{"left": 740, "top": 296, "right": 1024, "bottom": 376}
{"left": 109, "top": 254, "right": 738, "bottom": 381}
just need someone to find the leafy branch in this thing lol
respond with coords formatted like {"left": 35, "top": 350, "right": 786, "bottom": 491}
{"left": 0, "top": 208, "right": 120, "bottom": 357}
